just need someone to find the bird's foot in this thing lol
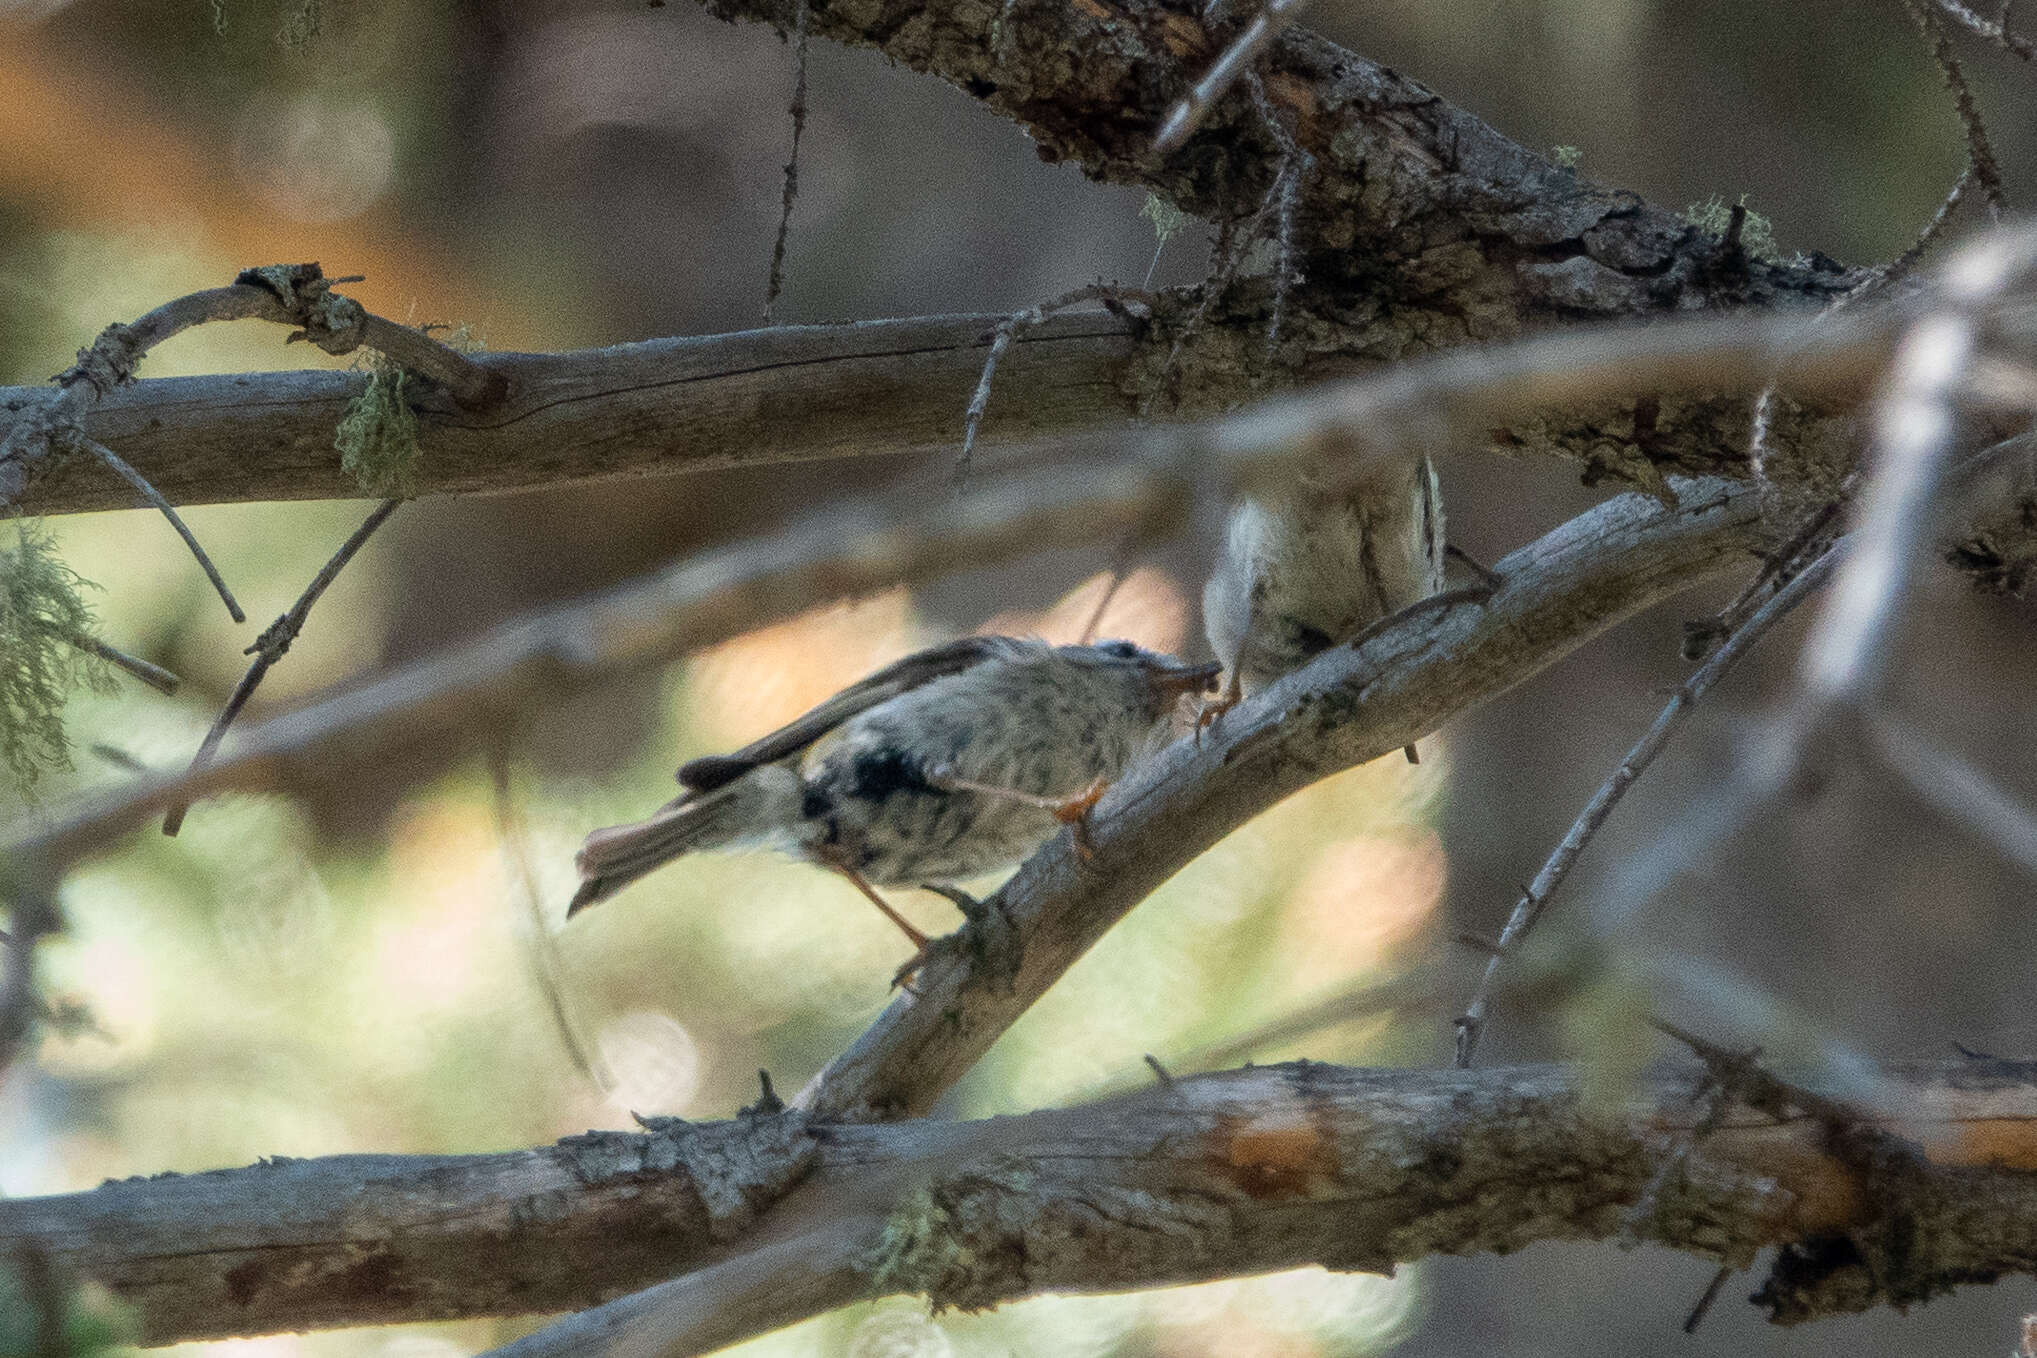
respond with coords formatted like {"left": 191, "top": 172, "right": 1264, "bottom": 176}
{"left": 922, "top": 882, "right": 1023, "bottom": 986}
{"left": 1192, "top": 675, "right": 1243, "bottom": 744}
{"left": 1051, "top": 777, "right": 1110, "bottom": 860}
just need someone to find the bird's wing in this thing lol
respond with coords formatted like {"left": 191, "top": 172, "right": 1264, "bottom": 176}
{"left": 676, "top": 635, "right": 1019, "bottom": 792}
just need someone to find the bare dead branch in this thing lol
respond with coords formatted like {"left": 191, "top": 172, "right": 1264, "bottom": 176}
{"left": 1169, "top": 305, "right": 1896, "bottom": 497}
{"left": 1906, "top": 2, "right": 2012, "bottom": 215}
{"left": 702, "top": 0, "right": 1869, "bottom": 340}
{"left": 71, "top": 434, "right": 245, "bottom": 623}
{"left": 1154, "top": 0, "right": 1310, "bottom": 154}
{"left": 1866, "top": 707, "right": 2037, "bottom": 878}
{"left": 159, "top": 497, "right": 402, "bottom": 836}
{"left": 1453, "top": 542, "right": 1844, "bottom": 1067}
{"left": 799, "top": 477, "right": 1770, "bottom": 1122}
{"left": 0, "top": 311, "right": 1144, "bottom": 517}
{"left": 18, "top": 1058, "right": 2037, "bottom": 1344}
{"left": 0, "top": 460, "right": 1190, "bottom": 877}
{"left": 762, "top": 0, "right": 812, "bottom": 323}
{"left": 1799, "top": 227, "right": 2037, "bottom": 713}
{"left": 59, "top": 632, "right": 180, "bottom": 696}
{"left": 1934, "top": 0, "right": 2036, "bottom": 59}
{"left": 957, "top": 286, "right": 1150, "bottom": 481}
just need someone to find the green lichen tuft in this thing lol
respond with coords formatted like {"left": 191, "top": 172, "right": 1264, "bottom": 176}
{"left": 868, "top": 1188, "right": 975, "bottom": 1308}
{"left": 0, "top": 524, "right": 112, "bottom": 791}
{"left": 335, "top": 354, "right": 420, "bottom": 497}
{"left": 1684, "top": 193, "right": 1782, "bottom": 263}
{"left": 1140, "top": 194, "right": 1192, "bottom": 246}
{"left": 1552, "top": 145, "right": 1583, "bottom": 169}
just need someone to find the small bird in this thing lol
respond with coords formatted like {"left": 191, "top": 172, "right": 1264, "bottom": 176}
{"left": 1200, "top": 457, "right": 1450, "bottom": 758}
{"left": 569, "top": 635, "right": 1220, "bottom": 954}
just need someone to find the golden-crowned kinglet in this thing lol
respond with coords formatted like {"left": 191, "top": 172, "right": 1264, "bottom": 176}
{"left": 1201, "top": 457, "right": 1446, "bottom": 757}
{"left": 569, "top": 635, "right": 1218, "bottom": 951}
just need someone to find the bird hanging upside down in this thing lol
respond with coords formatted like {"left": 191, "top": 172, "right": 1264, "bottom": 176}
{"left": 1202, "top": 456, "right": 1481, "bottom": 761}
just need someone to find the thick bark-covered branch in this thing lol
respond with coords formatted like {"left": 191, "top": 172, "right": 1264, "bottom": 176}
{"left": 12, "top": 1059, "right": 2037, "bottom": 1343}
{"left": 801, "top": 476, "right": 1769, "bottom": 1121}
{"left": 0, "top": 313, "right": 1139, "bottom": 516}
{"left": 9, "top": 305, "right": 1904, "bottom": 876}
{"left": 699, "top": 0, "right": 1867, "bottom": 335}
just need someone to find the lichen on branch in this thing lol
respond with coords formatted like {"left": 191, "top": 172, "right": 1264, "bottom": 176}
{"left": 0, "top": 524, "right": 111, "bottom": 789}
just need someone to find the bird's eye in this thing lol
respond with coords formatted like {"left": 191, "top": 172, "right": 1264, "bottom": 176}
{"left": 1098, "top": 639, "right": 1140, "bottom": 659}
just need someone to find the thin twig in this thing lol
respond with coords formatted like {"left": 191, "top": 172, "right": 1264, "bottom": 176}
{"left": 74, "top": 434, "right": 244, "bottom": 623}
{"left": 763, "top": 0, "right": 812, "bottom": 324}
{"left": 61, "top": 632, "right": 180, "bottom": 695}
{"left": 956, "top": 285, "right": 1151, "bottom": 482}
{"left": 1648, "top": 1014, "right": 1865, "bottom": 1124}
{"left": 1883, "top": 162, "right": 1978, "bottom": 290}
{"left": 1934, "top": 0, "right": 2036, "bottom": 56}
{"left": 1153, "top": 0, "right": 1310, "bottom": 154}
{"left": 1683, "top": 1265, "right": 1737, "bottom": 1334}
{"left": 3, "top": 460, "right": 1191, "bottom": 875}
{"left": 1907, "top": 2, "right": 2011, "bottom": 216}
{"left": 1245, "top": 72, "right": 1310, "bottom": 359}
{"left": 490, "top": 748, "right": 613, "bottom": 1090}
{"left": 1453, "top": 543, "right": 1844, "bottom": 1067}
{"left": 1800, "top": 227, "right": 2037, "bottom": 713}
{"left": 1866, "top": 707, "right": 2037, "bottom": 878}
{"left": 1683, "top": 481, "right": 1853, "bottom": 660}
{"left": 160, "top": 498, "right": 400, "bottom": 835}
{"left": 1159, "top": 182, "right": 1288, "bottom": 397}
{"left": 1624, "top": 1051, "right": 1757, "bottom": 1244}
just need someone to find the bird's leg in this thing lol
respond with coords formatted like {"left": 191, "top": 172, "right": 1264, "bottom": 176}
{"left": 817, "top": 862, "right": 929, "bottom": 990}
{"left": 925, "top": 768, "right": 1112, "bottom": 860}
{"left": 825, "top": 863, "right": 929, "bottom": 949}
{"left": 1193, "top": 670, "right": 1243, "bottom": 742}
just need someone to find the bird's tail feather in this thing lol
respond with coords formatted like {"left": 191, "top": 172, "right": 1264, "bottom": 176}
{"left": 569, "top": 768, "right": 799, "bottom": 917}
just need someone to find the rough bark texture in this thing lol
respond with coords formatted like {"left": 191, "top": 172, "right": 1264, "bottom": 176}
{"left": 700, "top": 0, "right": 1865, "bottom": 344}
{"left": 800, "top": 477, "right": 1769, "bottom": 1121}
{"left": 0, "top": 313, "right": 1137, "bottom": 516}
{"left": 11, "top": 1060, "right": 2037, "bottom": 1342}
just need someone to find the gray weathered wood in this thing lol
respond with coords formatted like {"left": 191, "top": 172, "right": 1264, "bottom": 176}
{"left": 11, "top": 1059, "right": 2037, "bottom": 1343}
{"left": 1, "top": 313, "right": 1139, "bottom": 516}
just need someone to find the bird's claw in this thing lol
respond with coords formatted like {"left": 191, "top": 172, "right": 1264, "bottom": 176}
{"left": 1052, "top": 777, "right": 1110, "bottom": 860}
{"left": 1192, "top": 677, "right": 1242, "bottom": 745}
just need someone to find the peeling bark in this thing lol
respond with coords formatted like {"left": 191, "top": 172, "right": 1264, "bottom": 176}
{"left": 11, "top": 1061, "right": 2037, "bottom": 1343}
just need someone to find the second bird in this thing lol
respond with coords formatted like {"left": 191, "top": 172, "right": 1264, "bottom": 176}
{"left": 1202, "top": 457, "right": 1446, "bottom": 754}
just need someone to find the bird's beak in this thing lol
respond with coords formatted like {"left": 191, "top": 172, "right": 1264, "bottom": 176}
{"left": 1148, "top": 659, "right": 1223, "bottom": 704}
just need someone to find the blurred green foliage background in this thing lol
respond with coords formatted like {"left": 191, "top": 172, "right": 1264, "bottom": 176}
{"left": 3, "top": 2, "right": 2036, "bottom": 1356}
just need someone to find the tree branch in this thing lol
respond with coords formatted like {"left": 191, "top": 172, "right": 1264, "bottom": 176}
{"left": 0, "top": 312, "right": 1143, "bottom": 517}
{"left": 0, "top": 460, "right": 1188, "bottom": 874}
{"left": 12, "top": 1059, "right": 2037, "bottom": 1344}
{"left": 698, "top": 0, "right": 1868, "bottom": 329}
{"left": 799, "top": 476, "right": 1770, "bottom": 1122}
